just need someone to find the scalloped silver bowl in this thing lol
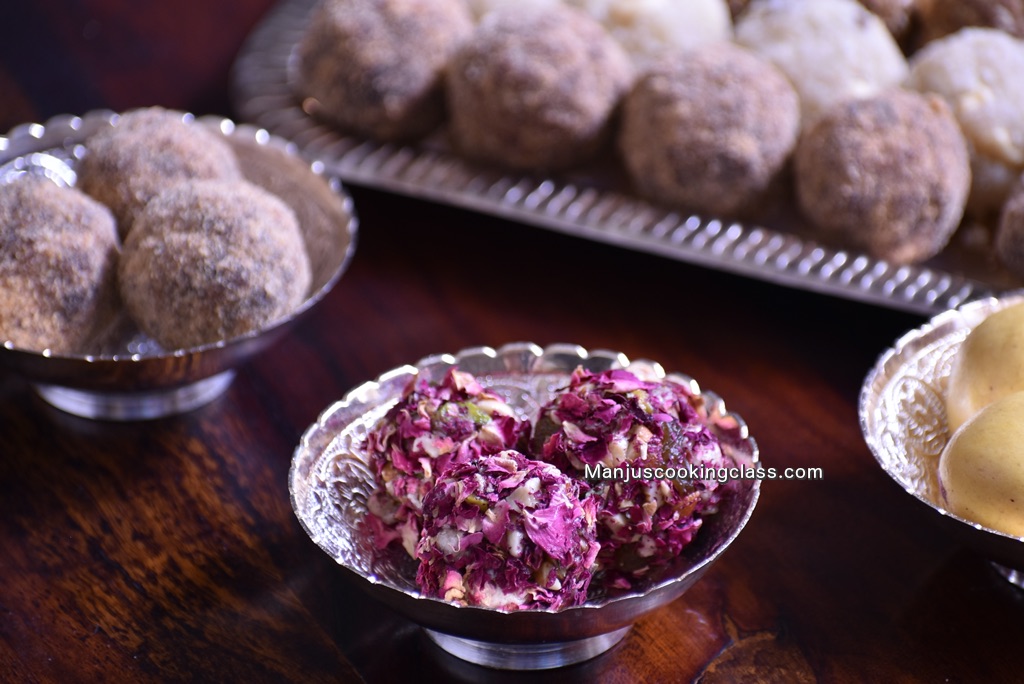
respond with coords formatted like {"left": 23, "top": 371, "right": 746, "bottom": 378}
{"left": 289, "top": 342, "right": 761, "bottom": 670}
{"left": 0, "top": 110, "right": 358, "bottom": 420}
{"left": 860, "top": 291, "right": 1024, "bottom": 585}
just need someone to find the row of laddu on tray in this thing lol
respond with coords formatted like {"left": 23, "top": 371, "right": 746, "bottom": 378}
{"left": 294, "top": 0, "right": 1024, "bottom": 278}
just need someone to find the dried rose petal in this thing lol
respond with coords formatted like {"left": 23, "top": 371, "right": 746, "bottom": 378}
{"left": 364, "top": 367, "right": 531, "bottom": 556}
{"left": 535, "top": 366, "right": 732, "bottom": 586}
{"left": 415, "top": 450, "right": 600, "bottom": 611}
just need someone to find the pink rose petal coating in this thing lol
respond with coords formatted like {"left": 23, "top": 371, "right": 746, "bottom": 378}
{"left": 536, "top": 367, "right": 732, "bottom": 587}
{"left": 415, "top": 450, "right": 600, "bottom": 611}
{"left": 365, "top": 367, "right": 531, "bottom": 556}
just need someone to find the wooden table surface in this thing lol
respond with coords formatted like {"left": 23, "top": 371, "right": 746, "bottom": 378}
{"left": 3, "top": 3, "right": 1023, "bottom": 683}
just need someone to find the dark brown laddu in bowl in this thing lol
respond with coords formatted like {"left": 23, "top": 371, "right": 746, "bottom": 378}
{"left": 0, "top": 109, "right": 357, "bottom": 419}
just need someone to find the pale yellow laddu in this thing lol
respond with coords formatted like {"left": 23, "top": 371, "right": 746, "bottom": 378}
{"left": 939, "top": 390, "right": 1024, "bottom": 537}
{"left": 946, "top": 300, "right": 1024, "bottom": 433}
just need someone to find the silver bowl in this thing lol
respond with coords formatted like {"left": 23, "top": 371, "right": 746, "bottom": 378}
{"left": 0, "top": 110, "right": 358, "bottom": 420}
{"left": 289, "top": 342, "right": 761, "bottom": 670}
{"left": 860, "top": 291, "right": 1024, "bottom": 585}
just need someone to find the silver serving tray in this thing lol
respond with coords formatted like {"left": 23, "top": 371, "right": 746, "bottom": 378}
{"left": 860, "top": 291, "right": 1024, "bottom": 582}
{"left": 290, "top": 342, "right": 760, "bottom": 670}
{"left": 230, "top": 0, "right": 1013, "bottom": 316}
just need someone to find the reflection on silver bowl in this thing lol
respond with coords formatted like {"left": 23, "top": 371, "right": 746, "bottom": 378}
{"left": 290, "top": 342, "right": 761, "bottom": 670}
{"left": 0, "top": 110, "right": 358, "bottom": 420}
{"left": 860, "top": 291, "right": 1024, "bottom": 585}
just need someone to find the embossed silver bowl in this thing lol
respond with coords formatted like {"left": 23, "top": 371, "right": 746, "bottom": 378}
{"left": 860, "top": 291, "right": 1024, "bottom": 584}
{"left": 0, "top": 110, "right": 357, "bottom": 420}
{"left": 290, "top": 342, "right": 761, "bottom": 670}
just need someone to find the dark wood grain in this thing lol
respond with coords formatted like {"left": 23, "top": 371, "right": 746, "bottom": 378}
{"left": 3, "top": 4, "right": 1024, "bottom": 683}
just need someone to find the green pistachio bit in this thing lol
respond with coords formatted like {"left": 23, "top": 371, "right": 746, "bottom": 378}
{"left": 464, "top": 401, "right": 491, "bottom": 426}
{"left": 630, "top": 389, "right": 653, "bottom": 414}
{"left": 464, "top": 493, "right": 489, "bottom": 510}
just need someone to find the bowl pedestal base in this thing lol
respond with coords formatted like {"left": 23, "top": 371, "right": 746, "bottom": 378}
{"left": 35, "top": 370, "right": 236, "bottom": 420}
{"left": 424, "top": 625, "right": 631, "bottom": 670}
